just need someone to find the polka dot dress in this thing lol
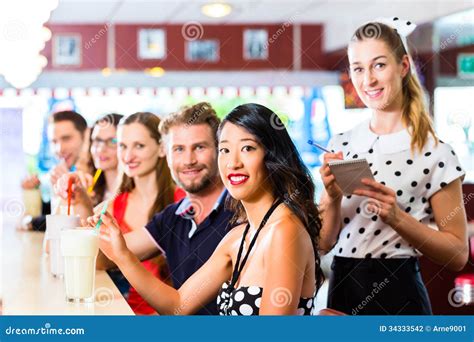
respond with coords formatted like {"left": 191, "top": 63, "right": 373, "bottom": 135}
{"left": 327, "top": 119, "right": 465, "bottom": 259}
{"left": 217, "top": 282, "right": 314, "bottom": 315}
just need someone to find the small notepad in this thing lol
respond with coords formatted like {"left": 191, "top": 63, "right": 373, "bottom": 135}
{"left": 328, "top": 158, "right": 374, "bottom": 196}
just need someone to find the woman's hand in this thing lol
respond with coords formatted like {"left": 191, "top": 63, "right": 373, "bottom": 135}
{"left": 353, "top": 178, "right": 403, "bottom": 227}
{"left": 54, "top": 172, "right": 92, "bottom": 204}
{"left": 87, "top": 211, "right": 131, "bottom": 265}
{"left": 319, "top": 151, "right": 344, "bottom": 201}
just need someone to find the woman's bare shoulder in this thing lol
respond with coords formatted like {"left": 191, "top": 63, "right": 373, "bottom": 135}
{"left": 267, "top": 211, "right": 313, "bottom": 250}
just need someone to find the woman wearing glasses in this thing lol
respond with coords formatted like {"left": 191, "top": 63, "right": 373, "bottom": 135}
{"left": 89, "top": 113, "right": 123, "bottom": 205}
{"left": 57, "top": 112, "right": 182, "bottom": 315}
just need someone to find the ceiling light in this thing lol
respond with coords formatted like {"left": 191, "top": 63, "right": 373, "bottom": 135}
{"left": 101, "top": 68, "right": 112, "bottom": 77}
{"left": 0, "top": 0, "right": 57, "bottom": 88}
{"left": 201, "top": 3, "right": 232, "bottom": 18}
{"left": 145, "top": 67, "right": 165, "bottom": 77}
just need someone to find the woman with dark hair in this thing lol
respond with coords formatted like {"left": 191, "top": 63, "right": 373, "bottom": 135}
{"left": 89, "top": 103, "right": 323, "bottom": 315}
{"left": 215, "top": 103, "right": 323, "bottom": 315}
{"left": 89, "top": 113, "right": 123, "bottom": 205}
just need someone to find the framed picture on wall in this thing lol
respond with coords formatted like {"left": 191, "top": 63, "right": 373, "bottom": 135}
{"left": 186, "top": 39, "right": 219, "bottom": 62}
{"left": 138, "top": 28, "right": 166, "bottom": 59}
{"left": 243, "top": 29, "right": 268, "bottom": 60}
{"left": 53, "top": 34, "right": 81, "bottom": 66}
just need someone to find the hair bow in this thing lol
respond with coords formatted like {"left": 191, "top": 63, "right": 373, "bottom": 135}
{"left": 374, "top": 17, "right": 417, "bottom": 54}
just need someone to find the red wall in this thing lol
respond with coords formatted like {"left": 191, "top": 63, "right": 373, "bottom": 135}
{"left": 44, "top": 24, "right": 108, "bottom": 70}
{"left": 300, "top": 25, "right": 325, "bottom": 69}
{"left": 38, "top": 23, "right": 474, "bottom": 74}
{"left": 321, "top": 48, "right": 347, "bottom": 71}
{"left": 115, "top": 24, "right": 295, "bottom": 70}
{"left": 42, "top": 23, "right": 328, "bottom": 71}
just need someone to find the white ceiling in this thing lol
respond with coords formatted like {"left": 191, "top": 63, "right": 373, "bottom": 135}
{"left": 49, "top": 0, "right": 474, "bottom": 51}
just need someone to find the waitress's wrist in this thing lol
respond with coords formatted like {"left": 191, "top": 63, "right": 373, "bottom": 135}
{"left": 387, "top": 207, "right": 407, "bottom": 230}
{"left": 325, "top": 194, "right": 343, "bottom": 205}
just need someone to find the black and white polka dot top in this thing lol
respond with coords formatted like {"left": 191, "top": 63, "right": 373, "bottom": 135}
{"left": 327, "top": 119, "right": 465, "bottom": 259}
{"left": 217, "top": 282, "right": 315, "bottom": 316}
{"left": 217, "top": 199, "right": 316, "bottom": 315}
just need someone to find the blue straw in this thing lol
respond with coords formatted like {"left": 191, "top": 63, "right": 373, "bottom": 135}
{"left": 95, "top": 200, "right": 109, "bottom": 231}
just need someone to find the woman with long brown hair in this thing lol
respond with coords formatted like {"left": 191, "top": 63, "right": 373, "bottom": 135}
{"left": 57, "top": 112, "right": 181, "bottom": 314}
{"left": 107, "top": 112, "right": 179, "bottom": 314}
{"left": 319, "top": 18, "right": 468, "bottom": 315}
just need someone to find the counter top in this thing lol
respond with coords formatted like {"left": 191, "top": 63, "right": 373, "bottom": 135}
{"left": 2, "top": 223, "right": 133, "bottom": 315}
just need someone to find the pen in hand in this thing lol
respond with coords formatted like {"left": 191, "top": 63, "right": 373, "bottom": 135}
{"left": 308, "top": 140, "right": 344, "bottom": 162}
{"left": 307, "top": 140, "right": 332, "bottom": 153}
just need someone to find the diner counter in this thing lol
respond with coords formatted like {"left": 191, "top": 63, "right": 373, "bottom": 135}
{"left": 1, "top": 218, "right": 472, "bottom": 315}
{"left": 2, "top": 223, "right": 134, "bottom": 315}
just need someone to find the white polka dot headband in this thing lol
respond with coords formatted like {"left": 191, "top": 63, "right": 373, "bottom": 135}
{"left": 374, "top": 17, "right": 417, "bottom": 55}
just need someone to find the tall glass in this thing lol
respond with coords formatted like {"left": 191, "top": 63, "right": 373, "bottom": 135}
{"left": 60, "top": 228, "right": 99, "bottom": 303}
{"left": 45, "top": 214, "right": 81, "bottom": 277}
{"left": 22, "top": 188, "right": 42, "bottom": 217}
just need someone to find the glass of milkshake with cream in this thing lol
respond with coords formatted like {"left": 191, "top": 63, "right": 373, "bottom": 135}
{"left": 60, "top": 228, "right": 99, "bottom": 303}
